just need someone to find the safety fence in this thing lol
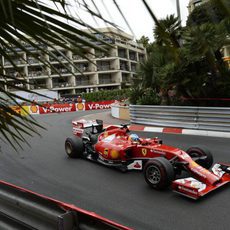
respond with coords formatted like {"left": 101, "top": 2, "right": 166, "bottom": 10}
{"left": 11, "top": 100, "right": 115, "bottom": 116}
{"left": 0, "top": 180, "right": 131, "bottom": 230}
{"left": 129, "top": 105, "right": 230, "bottom": 132}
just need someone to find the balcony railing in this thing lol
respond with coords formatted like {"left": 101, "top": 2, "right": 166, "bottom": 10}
{"left": 27, "top": 59, "right": 40, "bottom": 64}
{"left": 76, "top": 80, "right": 95, "bottom": 86}
{"left": 4, "top": 60, "right": 25, "bottom": 66}
{"left": 120, "top": 65, "right": 129, "bottom": 71}
{"left": 53, "top": 82, "right": 73, "bottom": 88}
{"left": 98, "top": 79, "right": 117, "bottom": 84}
{"left": 97, "top": 65, "right": 111, "bottom": 71}
{"left": 51, "top": 69, "right": 69, "bottom": 75}
{"left": 30, "top": 84, "right": 47, "bottom": 90}
{"left": 28, "top": 71, "right": 48, "bottom": 77}
{"left": 8, "top": 84, "right": 27, "bottom": 91}
{"left": 129, "top": 55, "right": 137, "bottom": 61}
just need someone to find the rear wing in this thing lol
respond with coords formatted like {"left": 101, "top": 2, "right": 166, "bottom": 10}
{"left": 72, "top": 119, "right": 103, "bottom": 137}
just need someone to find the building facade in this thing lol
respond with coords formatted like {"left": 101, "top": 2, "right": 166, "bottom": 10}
{"left": 1, "top": 27, "right": 146, "bottom": 97}
{"left": 187, "top": 0, "right": 209, "bottom": 13}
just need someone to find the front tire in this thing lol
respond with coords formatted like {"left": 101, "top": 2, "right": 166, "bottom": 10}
{"left": 65, "top": 136, "right": 84, "bottom": 158}
{"left": 186, "top": 145, "right": 213, "bottom": 169}
{"left": 144, "top": 157, "right": 175, "bottom": 189}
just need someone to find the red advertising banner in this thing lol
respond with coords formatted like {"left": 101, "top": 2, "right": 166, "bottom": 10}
{"left": 28, "top": 100, "right": 116, "bottom": 114}
{"left": 39, "top": 103, "right": 76, "bottom": 114}
{"left": 85, "top": 100, "right": 115, "bottom": 110}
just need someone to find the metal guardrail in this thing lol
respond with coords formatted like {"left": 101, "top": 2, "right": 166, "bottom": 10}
{"left": 0, "top": 180, "right": 130, "bottom": 230}
{"left": 129, "top": 105, "right": 230, "bottom": 132}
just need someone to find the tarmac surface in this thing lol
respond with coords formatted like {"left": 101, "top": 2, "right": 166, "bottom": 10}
{"left": 0, "top": 110, "right": 229, "bottom": 230}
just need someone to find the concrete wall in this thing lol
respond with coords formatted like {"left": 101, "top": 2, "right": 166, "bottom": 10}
{"left": 111, "top": 103, "right": 130, "bottom": 120}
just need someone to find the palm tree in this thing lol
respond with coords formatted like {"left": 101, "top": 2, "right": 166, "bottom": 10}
{"left": 134, "top": 0, "right": 230, "bottom": 105}
{"left": 154, "top": 14, "right": 182, "bottom": 48}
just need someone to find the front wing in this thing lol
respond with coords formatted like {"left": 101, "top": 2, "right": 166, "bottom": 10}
{"left": 172, "top": 163, "right": 230, "bottom": 199}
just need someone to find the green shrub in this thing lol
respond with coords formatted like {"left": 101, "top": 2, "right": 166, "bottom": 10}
{"left": 136, "top": 88, "right": 161, "bottom": 105}
{"left": 82, "top": 89, "right": 130, "bottom": 102}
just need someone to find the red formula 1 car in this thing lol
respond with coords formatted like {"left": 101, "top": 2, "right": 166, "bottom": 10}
{"left": 65, "top": 119, "right": 230, "bottom": 200}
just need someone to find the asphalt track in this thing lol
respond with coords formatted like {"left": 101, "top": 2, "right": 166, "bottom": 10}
{"left": 0, "top": 110, "right": 229, "bottom": 230}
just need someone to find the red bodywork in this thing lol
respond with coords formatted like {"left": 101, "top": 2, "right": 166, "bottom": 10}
{"left": 72, "top": 119, "right": 230, "bottom": 199}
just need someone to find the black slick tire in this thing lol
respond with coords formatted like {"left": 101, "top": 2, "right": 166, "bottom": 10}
{"left": 144, "top": 157, "right": 174, "bottom": 189}
{"left": 65, "top": 136, "right": 84, "bottom": 158}
{"left": 186, "top": 145, "right": 213, "bottom": 169}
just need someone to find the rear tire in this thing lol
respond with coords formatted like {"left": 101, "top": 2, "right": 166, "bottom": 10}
{"left": 186, "top": 145, "right": 213, "bottom": 169}
{"left": 144, "top": 157, "right": 175, "bottom": 189}
{"left": 65, "top": 136, "right": 84, "bottom": 158}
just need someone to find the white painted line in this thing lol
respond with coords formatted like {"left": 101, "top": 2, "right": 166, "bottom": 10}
{"left": 183, "top": 129, "right": 230, "bottom": 138}
{"left": 182, "top": 130, "right": 209, "bottom": 136}
{"left": 144, "top": 127, "right": 164, "bottom": 132}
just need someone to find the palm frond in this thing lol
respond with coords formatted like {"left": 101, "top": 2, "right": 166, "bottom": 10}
{"left": 0, "top": 0, "right": 122, "bottom": 150}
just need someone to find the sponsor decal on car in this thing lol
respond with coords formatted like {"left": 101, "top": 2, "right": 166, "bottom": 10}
{"left": 127, "top": 160, "right": 142, "bottom": 170}
{"left": 176, "top": 177, "right": 206, "bottom": 192}
{"left": 104, "top": 148, "right": 109, "bottom": 157}
{"left": 178, "top": 186, "right": 198, "bottom": 195}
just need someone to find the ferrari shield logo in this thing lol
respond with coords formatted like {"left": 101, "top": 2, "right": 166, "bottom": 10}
{"left": 142, "top": 148, "right": 147, "bottom": 156}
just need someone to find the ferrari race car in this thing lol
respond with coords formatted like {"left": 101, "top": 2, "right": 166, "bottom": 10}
{"left": 65, "top": 119, "right": 230, "bottom": 200}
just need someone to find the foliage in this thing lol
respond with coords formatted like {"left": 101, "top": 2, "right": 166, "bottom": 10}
{"left": 154, "top": 14, "right": 182, "bottom": 48}
{"left": 82, "top": 89, "right": 130, "bottom": 103}
{"left": 135, "top": 88, "right": 161, "bottom": 105}
{"left": 132, "top": 0, "right": 230, "bottom": 106}
{"left": 136, "top": 36, "right": 150, "bottom": 48}
{"left": 187, "top": 0, "right": 230, "bottom": 26}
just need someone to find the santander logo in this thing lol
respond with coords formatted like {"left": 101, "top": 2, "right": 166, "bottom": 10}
{"left": 134, "top": 162, "right": 141, "bottom": 168}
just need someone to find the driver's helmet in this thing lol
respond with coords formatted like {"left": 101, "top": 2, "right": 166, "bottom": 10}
{"left": 129, "top": 134, "right": 140, "bottom": 143}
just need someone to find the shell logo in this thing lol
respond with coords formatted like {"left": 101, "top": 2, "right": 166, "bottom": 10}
{"left": 110, "top": 149, "right": 119, "bottom": 159}
{"left": 30, "top": 105, "right": 38, "bottom": 114}
{"left": 76, "top": 103, "right": 84, "bottom": 111}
